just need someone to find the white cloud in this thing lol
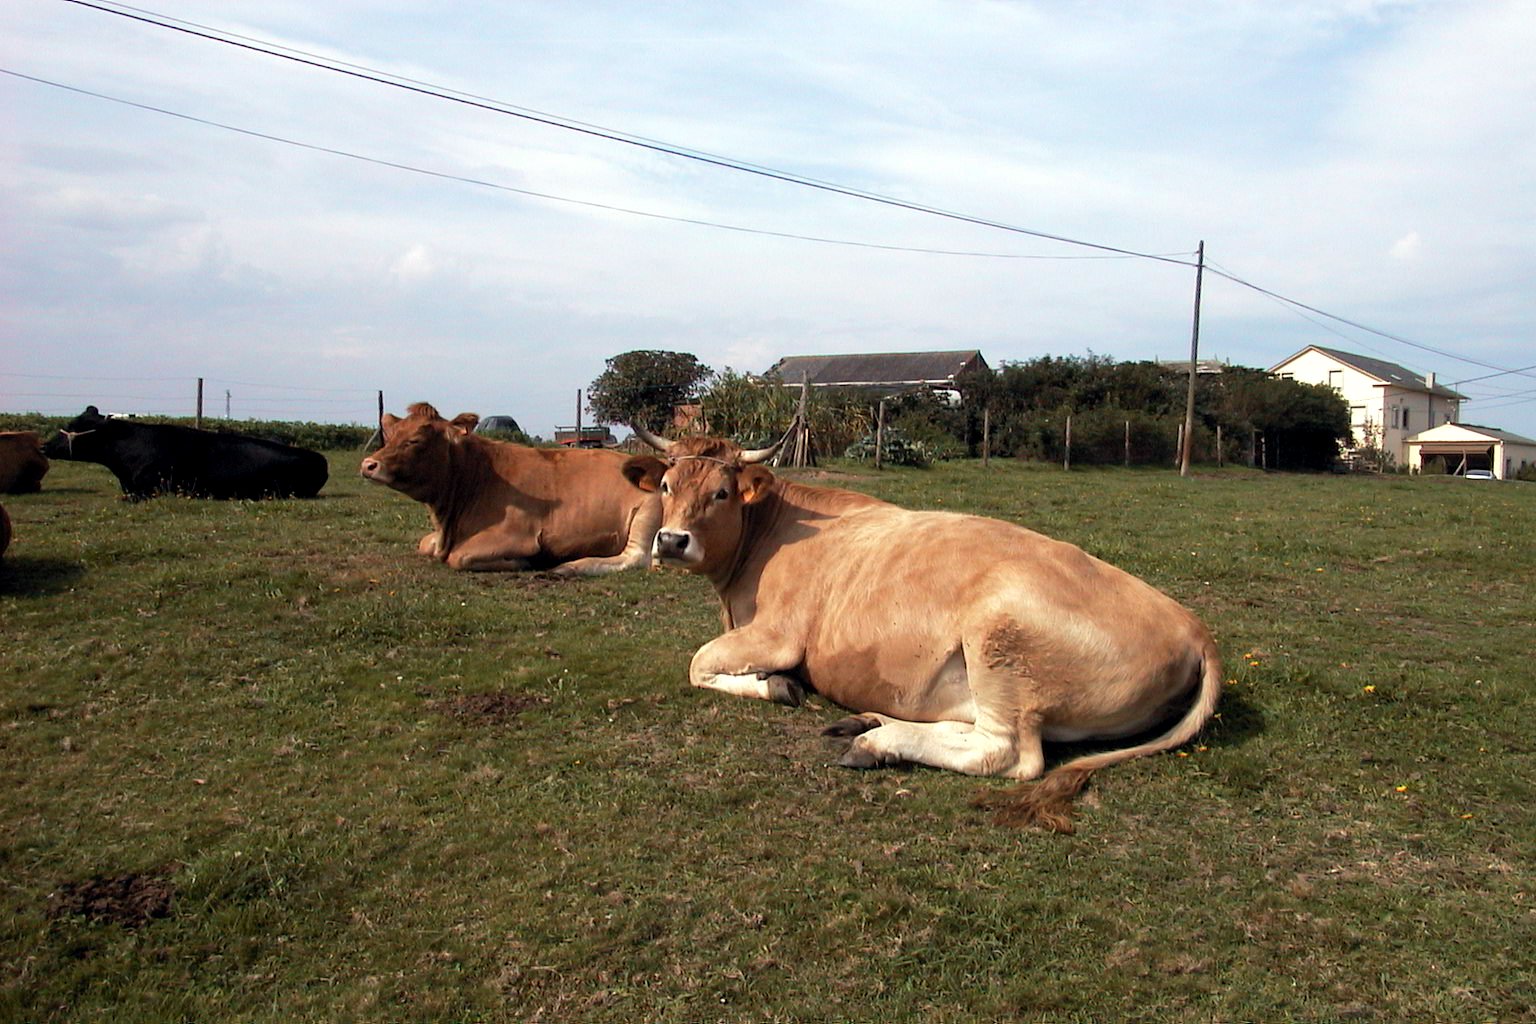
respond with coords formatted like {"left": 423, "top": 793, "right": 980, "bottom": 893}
{"left": 390, "top": 243, "right": 437, "bottom": 284}
{"left": 1389, "top": 231, "right": 1421, "bottom": 261}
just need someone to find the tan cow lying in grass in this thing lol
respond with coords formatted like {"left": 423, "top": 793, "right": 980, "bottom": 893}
{"left": 623, "top": 429, "right": 1222, "bottom": 831}
{"left": 362, "top": 403, "right": 659, "bottom": 575}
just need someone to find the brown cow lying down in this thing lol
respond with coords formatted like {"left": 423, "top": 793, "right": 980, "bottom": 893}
{"left": 0, "top": 431, "right": 49, "bottom": 494}
{"left": 361, "top": 403, "right": 660, "bottom": 575}
{"left": 623, "top": 431, "right": 1223, "bottom": 832}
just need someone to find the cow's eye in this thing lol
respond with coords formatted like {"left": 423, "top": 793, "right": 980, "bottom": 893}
{"left": 714, "top": 488, "right": 729, "bottom": 501}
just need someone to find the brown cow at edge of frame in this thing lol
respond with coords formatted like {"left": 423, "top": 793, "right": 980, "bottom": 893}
{"left": 360, "top": 403, "right": 660, "bottom": 575}
{"left": 622, "top": 426, "right": 1223, "bottom": 833}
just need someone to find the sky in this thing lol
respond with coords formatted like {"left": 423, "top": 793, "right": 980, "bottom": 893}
{"left": 3, "top": 0, "right": 1534, "bottom": 440}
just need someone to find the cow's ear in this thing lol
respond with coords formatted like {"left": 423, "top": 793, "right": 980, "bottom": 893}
{"left": 738, "top": 466, "right": 775, "bottom": 505}
{"left": 450, "top": 413, "right": 479, "bottom": 435}
{"left": 623, "top": 456, "right": 666, "bottom": 492}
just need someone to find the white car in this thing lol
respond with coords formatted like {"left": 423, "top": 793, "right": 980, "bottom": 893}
{"left": 1464, "top": 469, "right": 1495, "bottom": 480}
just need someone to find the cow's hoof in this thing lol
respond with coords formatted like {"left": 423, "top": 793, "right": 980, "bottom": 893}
{"left": 766, "top": 675, "right": 804, "bottom": 707}
{"left": 838, "top": 740, "right": 884, "bottom": 770}
{"left": 823, "top": 714, "right": 880, "bottom": 737}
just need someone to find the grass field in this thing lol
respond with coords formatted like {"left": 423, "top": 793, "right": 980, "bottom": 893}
{"left": 3, "top": 452, "right": 1533, "bottom": 1022}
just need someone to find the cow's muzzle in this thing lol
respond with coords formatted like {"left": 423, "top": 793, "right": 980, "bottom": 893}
{"left": 653, "top": 529, "right": 699, "bottom": 564}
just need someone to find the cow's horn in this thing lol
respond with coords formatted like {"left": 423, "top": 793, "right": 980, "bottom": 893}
{"left": 740, "top": 418, "right": 798, "bottom": 464}
{"left": 630, "top": 423, "right": 675, "bottom": 452}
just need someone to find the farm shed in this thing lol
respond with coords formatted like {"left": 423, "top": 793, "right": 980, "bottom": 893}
{"left": 1406, "top": 422, "right": 1536, "bottom": 479}
{"left": 765, "top": 350, "right": 989, "bottom": 400}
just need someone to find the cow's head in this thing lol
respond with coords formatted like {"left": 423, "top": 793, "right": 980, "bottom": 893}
{"left": 359, "top": 403, "right": 479, "bottom": 500}
{"left": 42, "top": 405, "right": 112, "bottom": 460}
{"left": 623, "top": 428, "right": 788, "bottom": 575}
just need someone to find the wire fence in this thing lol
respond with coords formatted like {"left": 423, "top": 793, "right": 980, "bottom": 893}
{"left": 0, "top": 372, "right": 381, "bottom": 424}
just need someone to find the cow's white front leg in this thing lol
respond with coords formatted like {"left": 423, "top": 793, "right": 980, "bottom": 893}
{"left": 697, "top": 672, "right": 804, "bottom": 706}
{"left": 835, "top": 718, "right": 1037, "bottom": 779}
{"left": 687, "top": 629, "right": 805, "bottom": 707}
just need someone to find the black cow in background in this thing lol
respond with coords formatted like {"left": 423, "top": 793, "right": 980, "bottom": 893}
{"left": 43, "top": 406, "right": 328, "bottom": 499}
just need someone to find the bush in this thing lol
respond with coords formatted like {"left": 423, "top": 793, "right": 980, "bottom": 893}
{"left": 0, "top": 412, "right": 372, "bottom": 451}
{"left": 844, "top": 428, "right": 934, "bottom": 468}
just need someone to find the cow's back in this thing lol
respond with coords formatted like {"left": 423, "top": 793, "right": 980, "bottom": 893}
{"left": 481, "top": 444, "right": 646, "bottom": 563}
{"left": 101, "top": 423, "right": 326, "bottom": 498}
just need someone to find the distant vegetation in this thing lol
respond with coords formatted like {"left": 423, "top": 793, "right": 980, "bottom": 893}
{"left": 0, "top": 413, "right": 373, "bottom": 452}
{"left": 689, "top": 354, "right": 1352, "bottom": 470}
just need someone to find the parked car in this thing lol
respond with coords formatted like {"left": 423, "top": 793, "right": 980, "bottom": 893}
{"left": 1464, "top": 469, "right": 1495, "bottom": 480}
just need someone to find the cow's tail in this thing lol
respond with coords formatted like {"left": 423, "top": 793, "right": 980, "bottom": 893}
{"left": 974, "top": 637, "right": 1223, "bottom": 834}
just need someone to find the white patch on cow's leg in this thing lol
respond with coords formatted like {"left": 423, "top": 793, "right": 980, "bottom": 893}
{"left": 685, "top": 628, "right": 805, "bottom": 705}
{"left": 838, "top": 719, "right": 1024, "bottom": 778}
{"left": 695, "top": 672, "right": 804, "bottom": 706}
{"left": 551, "top": 550, "right": 646, "bottom": 576}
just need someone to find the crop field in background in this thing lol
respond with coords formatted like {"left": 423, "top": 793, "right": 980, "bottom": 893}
{"left": 2, "top": 453, "right": 1533, "bottom": 1023}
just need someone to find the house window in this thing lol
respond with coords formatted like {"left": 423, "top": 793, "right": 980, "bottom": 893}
{"left": 1402, "top": 409, "right": 1411, "bottom": 432}
{"left": 1391, "top": 408, "right": 1400, "bottom": 429}
{"left": 1327, "top": 370, "right": 1343, "bottom": 391}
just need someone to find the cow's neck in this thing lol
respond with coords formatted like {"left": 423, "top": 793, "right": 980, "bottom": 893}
{"left": 709, "top": 483, "right": 794, "bottom": 626}
{"left": 431, "top": 439, "right": 494, "bottom": 548}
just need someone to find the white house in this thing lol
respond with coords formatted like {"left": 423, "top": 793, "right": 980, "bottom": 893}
{"left": 1269, "top": 346, "right": 1466, "bottom": 466}
{"left": 1405, "top": 422, "right": 1536, "bottom": 480}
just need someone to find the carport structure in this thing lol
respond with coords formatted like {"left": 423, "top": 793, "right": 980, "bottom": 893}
{"left": 1406, "top": 423, "right": 1536, "bottom": 479}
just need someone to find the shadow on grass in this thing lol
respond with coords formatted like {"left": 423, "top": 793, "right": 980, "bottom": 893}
{"left": 1007, "top": 680, "right": 1268, "bottom": 775}
{"left": 0, "top": 556, "right": 87, "bottom": 597}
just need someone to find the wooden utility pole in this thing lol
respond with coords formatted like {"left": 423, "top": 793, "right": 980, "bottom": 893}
{"left": 1124, "top": 419, "right": 1131, "bottom": 467}
{"left": 195, "top": 377, "right": 204, "bottom": 429}
{"left": 1179, "top": 240, "right": 1205, "bottom": 478}
{"left": 1064, "top": 414, "right": 1072, "bottom": 471}
{"left": 575, "top": 389, "right": 583, "bottom": 442}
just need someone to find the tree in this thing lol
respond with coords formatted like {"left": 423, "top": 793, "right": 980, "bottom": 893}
{"left": 587, "top": 350, "right": 711, "bottom": 432}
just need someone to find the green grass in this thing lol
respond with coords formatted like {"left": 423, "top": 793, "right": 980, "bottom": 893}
{"left": 3, "top": 455, "right": 1534, "bottom": 1022}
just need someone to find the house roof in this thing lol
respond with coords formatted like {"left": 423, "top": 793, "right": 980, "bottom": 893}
{"left": 765, "top": 350, "right": 987, "bottom": 388}
{"left": 1409, "top": 422, "right": 1536, "bottom": 446}
{"left": 1271, "top": 345, "right": 1467, "bottom": 399}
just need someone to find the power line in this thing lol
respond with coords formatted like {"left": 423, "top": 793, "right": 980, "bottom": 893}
{"left": 58, "top": 0, "right": 1198, "bottom": 267}
{"left": 1, "top": 370, "right": 194, "bottom": 382}
{"left": 1202, "top": 264, "right": 1536, "bottom": 381}
{"left": 0, "top": 68, "right": 1175, "bottom": 262}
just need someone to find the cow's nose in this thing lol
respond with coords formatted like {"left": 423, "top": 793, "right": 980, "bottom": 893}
{"left": 655, "top": 530, "right": 690, "bottom": 557}
{"left": 360, "top": 458, "right": 378, "bottom": 475}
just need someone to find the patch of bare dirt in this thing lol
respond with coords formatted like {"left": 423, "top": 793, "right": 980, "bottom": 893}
{"left": 429, "top": 692, "right": 550, "bottom": 723}
{"left": 47, "top": 868, "right": 175, "bottom": 927}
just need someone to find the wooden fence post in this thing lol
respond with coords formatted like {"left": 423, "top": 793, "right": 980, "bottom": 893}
{"left": 1064, "top": 414, "right": 1072, "bottom": 471}
{"left": 875, "top": 399, "right": 886, "bottom": 471}
{"left": 982, "top": 406, "right": 991, "bottom": 467}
